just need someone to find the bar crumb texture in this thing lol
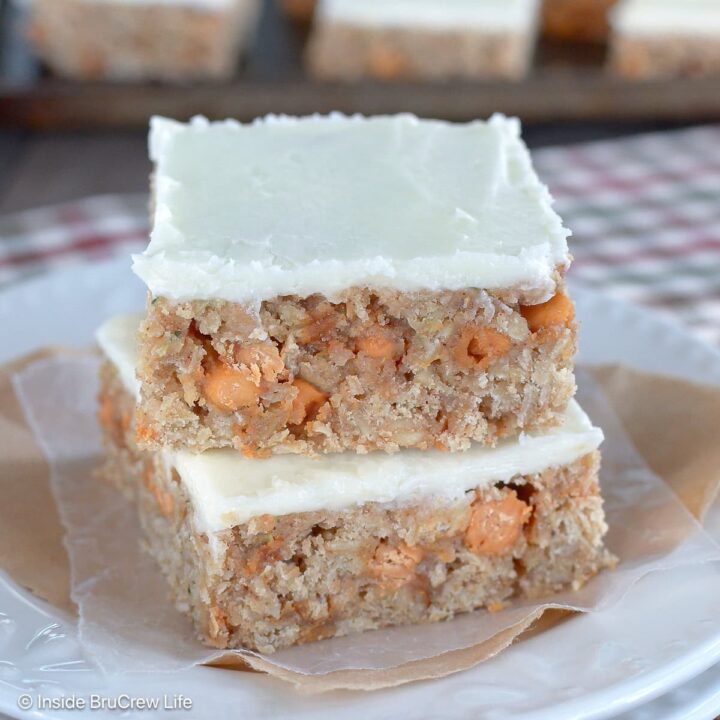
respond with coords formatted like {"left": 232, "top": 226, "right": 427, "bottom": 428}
{"left": 137, "top": 287, "right": 576, "bottom": 455}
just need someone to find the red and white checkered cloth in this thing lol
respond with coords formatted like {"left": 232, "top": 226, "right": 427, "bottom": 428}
{"left": 1, "top": 125, "right": 719, "bottom": 345}
{"left": 536, "top": 125, "right": 720, "bottom": 346}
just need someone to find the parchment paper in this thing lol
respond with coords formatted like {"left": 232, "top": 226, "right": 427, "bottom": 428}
{"left": 3, "top": 351, "right": 720, "bottom": 692}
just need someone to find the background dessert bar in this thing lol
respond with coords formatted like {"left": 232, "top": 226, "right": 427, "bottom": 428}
{"left": 306, "top": 0, "right": 541, "bottom": 81}
{"left": 27, "top": 0, "right": 261, "bottom": 81}
{"left": 610, "top": 0, "right": 720, "bottom": 79}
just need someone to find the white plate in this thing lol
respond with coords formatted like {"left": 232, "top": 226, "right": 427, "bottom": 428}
{"left": 1, "top": 257, "right": 720, "bottom": 720}
{"left": 617, "top": 661, "right": 720, "bottom": 720}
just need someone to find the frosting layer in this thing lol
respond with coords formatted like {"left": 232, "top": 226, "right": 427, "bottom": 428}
{"left": 174, "top": 403, "right": 602, "bottom": 533}
{"left": 96, "top": 314, "right": 142, "bottom": 399}
{"left": 97, "top": 314, "right": 602, "bottom": 534}
{"left": 133, "top": 113, "right": 570, "bottom": 305}
{"left": 318, "top": 0, "right": 540, "bottom": 31}
{"left": 612, "top": 0, "right": 720, "bottom": 36}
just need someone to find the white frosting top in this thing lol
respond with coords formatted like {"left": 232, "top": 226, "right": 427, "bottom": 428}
{"left": 133, "top": 114, "right": 570, "bottom": 305}
{"left": 318, "top": 0, "right": 540, "bottom": 31}
{"left": 97, "top": 314, "right": 602, "bottom": 534}
{"left": 612, "top": 0, "right": 720, "bottom": 35}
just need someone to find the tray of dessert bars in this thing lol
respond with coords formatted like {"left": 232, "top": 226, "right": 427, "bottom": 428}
{"left": 2, "top": 0, "right": 720, "bottom": 129}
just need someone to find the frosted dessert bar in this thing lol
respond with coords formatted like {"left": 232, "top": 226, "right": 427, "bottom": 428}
{"left": 543, "top": 0, "right": 618, "bottom": 43}
{"left": 306, "top": 0, "right": 541, "bottom": 81}
{"left": 27, "top": 0, "right": 261, "bottom": 82}
{"left": 97, "top": 314, "right": 612, "bottom": 654}
{"left": 610, "top": 0, "right": 720, "bottom": 79}
{"left": 132, "top": 114, "right": 577, "bottom": 457}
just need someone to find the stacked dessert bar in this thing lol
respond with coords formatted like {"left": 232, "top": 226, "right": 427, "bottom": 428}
{"left": 97, "top": 113, "right": 612, "bottom": 654}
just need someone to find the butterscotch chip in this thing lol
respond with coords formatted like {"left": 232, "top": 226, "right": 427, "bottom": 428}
{"left": 520, "top": 292, "right": 575, "bottom": 333}
{"left": 464, "top": 492, "right": 532, "bottom": 556}
{"left": 289, "top": 378, "right": 329, "bottom": 425}
{"left": 452, "top": 326, "right": 512, "bottom": 370}
{"left": 355, "top": 329, "right": 403, "bottom": 360}
{"left": 369, "top": 542, "right": 424, "bottom": 584}
{"left": 202, "top": 362, "right": 259, "bottom": 412}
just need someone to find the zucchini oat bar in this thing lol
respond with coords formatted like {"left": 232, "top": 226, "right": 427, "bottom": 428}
{"left": 132, "top": 113, "right": 577, "bottom": 456}
{"left": 610, "top": 0, "right": 720, "bottom": 79}
{"left": 306, "top": 0, "right": 541, "bottom": 81}
{"left": 97, "top": 314, "right": 611, "bottom": 654}
{"left": 27, "top": 0, "right": 261, "bottom": 81}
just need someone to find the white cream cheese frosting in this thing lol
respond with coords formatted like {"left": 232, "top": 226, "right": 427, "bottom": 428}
{"left": 317, "top": 0, "right": 540, "bottom": 31}
{"left": 96, "top": 313, "right": 142, "bottom": 399}
{"left": 97, "top": 314, "right": 602, "bottom": 534}
{"left": 612, "top": 0, "right": 720, "bottom": 36}
{"left": 133, "top": 113, "right": 571, "bottom": 305}
{"left": 173, "top": 406, "right": 602, "bottom": 533}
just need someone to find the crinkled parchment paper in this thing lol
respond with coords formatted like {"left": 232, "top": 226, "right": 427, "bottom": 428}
{"left": 3, "top": 352, "right": 720, "bottom": 692}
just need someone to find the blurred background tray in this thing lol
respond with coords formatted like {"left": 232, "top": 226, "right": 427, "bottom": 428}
{"left": 3, "top": 0, "right": 720, "bottom": 129}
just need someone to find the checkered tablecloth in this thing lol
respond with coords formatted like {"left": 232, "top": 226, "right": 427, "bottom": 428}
{"left": 536, "top": 125, "right": 720, "bottom": 346}
{"left": 1, "top": 125, "right": 719, "bottom": 345}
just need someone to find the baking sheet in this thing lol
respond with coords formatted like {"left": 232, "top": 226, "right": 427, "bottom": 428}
{"left": 2, "top": 0, "right": 720, "bottom": 129}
